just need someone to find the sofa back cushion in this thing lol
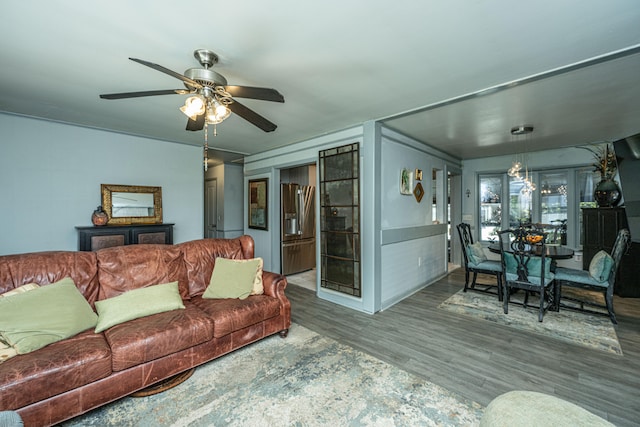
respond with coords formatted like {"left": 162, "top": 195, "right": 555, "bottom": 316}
{"left": 95, "top": 244, "right": 189, "bottom": 300}
{"left": 0, "top": 251, "right": 100, "bottom": 306}
{"left": 177, "top": 236, "right": 255, "bottom": 297}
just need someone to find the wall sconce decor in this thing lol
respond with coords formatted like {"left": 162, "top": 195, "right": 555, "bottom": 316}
{"left": 414, "top": 169, "right": 423, "bottom": 181}
{"left": 465, "top": 189, "right": 471, "bottom": 198}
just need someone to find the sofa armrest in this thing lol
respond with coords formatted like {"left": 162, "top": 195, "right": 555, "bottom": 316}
{"left": 262, "top": 270, "right": 288, "bottom": 299}
{"left": 262, "top": 270, "right": 291, "bottom": 336}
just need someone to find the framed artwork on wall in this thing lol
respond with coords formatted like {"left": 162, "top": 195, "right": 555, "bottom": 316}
{"left": 400, "top": 168, "right": 413, "bottom": 195}
{"left": 413, "top": 182, "right": 425, "bottom": 203}
{"left": 248, "top": 178, "right": 268, "bottom": 230}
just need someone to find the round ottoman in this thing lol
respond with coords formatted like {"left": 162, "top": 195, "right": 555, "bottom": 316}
{"left": 480, "top": 391, "right": 614, "bottom": 427}
{"left": 0, "top": 411, "right": 23, "bottom": 427}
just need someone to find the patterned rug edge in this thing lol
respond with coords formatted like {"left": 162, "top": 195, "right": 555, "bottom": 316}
{"left": 438, "top": 290, "right": 622, "bottom": 356}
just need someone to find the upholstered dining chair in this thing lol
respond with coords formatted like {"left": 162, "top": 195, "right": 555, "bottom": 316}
{"left": 554, "top": 228, "right": 631, "bottom": 324}
{"left": 457, "top": 223, "right": 503, "bottom": 301}
{"left": 498, "top": 228, "right": 556, "bottom": 322}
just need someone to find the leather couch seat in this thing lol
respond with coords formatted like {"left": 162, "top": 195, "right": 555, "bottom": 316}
{"left": 191, "top": 294, "right": 282, "bottom": 338}
{"left": 104, "top": 302, "right": 214, "bottom": 371}
{"left": 0, "top": 330, "right": 111, "bottom": 410}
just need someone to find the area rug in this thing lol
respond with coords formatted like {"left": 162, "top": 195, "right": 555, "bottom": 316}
{"left": 61, "top": 324, "right": 483, "bottom": 426}
{"left": 439, "top": 290, "right": 622, "bottom": 356}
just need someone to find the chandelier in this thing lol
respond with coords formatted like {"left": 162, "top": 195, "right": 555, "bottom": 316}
{"left": 180, "top": 86, "right": 233, "bottom": 171}
{"left": 508, "top": 125, "right": 536, "bottom": 195}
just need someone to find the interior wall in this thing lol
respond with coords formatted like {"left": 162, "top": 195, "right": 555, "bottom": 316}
{"left": 243, "top": 126, "right": 376, "bottom": 312}
{"left": 0, "top": 113, "right": 203, "bottom": 255}
{"left": 378, "top": 127, "right": 461, "bottom": 309}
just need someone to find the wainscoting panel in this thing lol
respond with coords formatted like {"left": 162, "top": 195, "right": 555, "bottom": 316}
{"left": 381, "top": 233, "right": 447, "bottom": 310}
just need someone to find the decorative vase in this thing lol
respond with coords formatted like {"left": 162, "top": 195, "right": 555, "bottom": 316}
{"left": 91, "top": 205, "right": 108, "bottom": 226}
{"left": 594, "top": 179, "right": 621, "bottom": 207}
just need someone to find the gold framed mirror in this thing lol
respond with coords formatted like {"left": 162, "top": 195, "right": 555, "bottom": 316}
{"left": 101, "top": 184, "right": 163, "bottom": 225}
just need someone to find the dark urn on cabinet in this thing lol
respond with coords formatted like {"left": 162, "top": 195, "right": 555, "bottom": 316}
{"left": 91, "top": 206, "right": 108, "bottom": 226}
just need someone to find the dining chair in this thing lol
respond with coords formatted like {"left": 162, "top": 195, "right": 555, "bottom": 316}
{"left": 554, "top": 228, "right": 631, "bottom": 324}
{"left": 498, "top": 228, "right": 556, "bottom": 322}
{"left": 456, "top": 223, "right": 503, "bottom": 301}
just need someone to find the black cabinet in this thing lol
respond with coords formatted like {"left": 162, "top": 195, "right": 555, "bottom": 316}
{"left": 76, "top": 224, "right": 174, "bottom": 251}
{"left": 582, "top": 208, "right": 638, "bottom": 297}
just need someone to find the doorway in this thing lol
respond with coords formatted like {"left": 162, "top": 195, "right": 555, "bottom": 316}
{"left": 281, "top": 164, "right": 317, "bottom": 290}
{"left": 204, "top": 178, "right": 217, "bottom": 238}
{"left": 448, "top": 170, "right": 462, "bottom": 270}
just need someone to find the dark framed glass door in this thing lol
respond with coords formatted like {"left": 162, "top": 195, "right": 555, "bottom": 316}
{"left": 319, "top": 143, "right": 361, "bottom": 297}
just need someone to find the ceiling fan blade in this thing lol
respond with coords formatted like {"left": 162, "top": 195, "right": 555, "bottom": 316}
{"left": 227, "top": 101, "right": 277, "bottom": 132}
{"left": 186, "top": 113, "right": 205, "bottom": 131}
{"left": 223, "top": 86, "right": 284, "bottom": 103}
{"left": 129, "top": 57, "right": 203, "bottom": 90}
{"left": 100, "top": 89, "right": 190, "bottom": 100}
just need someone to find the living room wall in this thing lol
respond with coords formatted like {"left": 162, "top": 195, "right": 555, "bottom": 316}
{"left": 243, "top": 123, "right": 463, "bottom": 313}
{"left": 379, "top": 127, "right": 462, "bottom": 309}
{"left": 0, "top": 113, "right": 203, "bottom": 255}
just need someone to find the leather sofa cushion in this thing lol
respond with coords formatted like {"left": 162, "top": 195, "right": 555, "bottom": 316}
{"left": 177, "top": 237, "right": 254, "bottom": 297}
{"left": 96, "top": 244, "right": 189, "bottom": 300}
{"left": 104, "top": 302, "right": 213, "bottom": 372}
{"left": 191, "top": 294, "right": 281, "bottom": 338}
{"left": 0, "top": 330, "right": 111, "bottom": 410}
{"left": 0, "top": 251, "right": 100, "bottom": 307}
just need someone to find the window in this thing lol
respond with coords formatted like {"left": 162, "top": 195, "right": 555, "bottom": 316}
{"left": 479, "top": 175, "right": 502, "bottom": 242}
{"left": 478, "top": 167, "right": 599, "bottom": 248}
{"left": 508, "top": 175, "right": 532, "bottom": 228}
{"left": 539, "top": 171, "right": 568, "bottom": 244}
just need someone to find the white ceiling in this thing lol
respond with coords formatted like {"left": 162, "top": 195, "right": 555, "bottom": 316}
{"left": 2, "top": 1, "right": 640, "bottom": 164}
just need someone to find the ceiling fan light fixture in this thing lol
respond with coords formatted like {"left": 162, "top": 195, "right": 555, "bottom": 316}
{"left": 205, "top": 98, "right": 231, "bottom": 124}
{"left": 180, "top": 96, "right": 206, "bottom": 120}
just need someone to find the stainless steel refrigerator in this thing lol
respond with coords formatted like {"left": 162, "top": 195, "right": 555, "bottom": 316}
{"left": 281, "top": 183, "right": 315, "bottom": 275}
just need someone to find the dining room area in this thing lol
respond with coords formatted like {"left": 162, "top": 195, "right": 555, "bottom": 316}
{"left": 458, "top": 225, "right": 633, "bottom": 328}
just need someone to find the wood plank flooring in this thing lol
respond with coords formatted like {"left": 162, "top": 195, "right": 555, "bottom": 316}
{"left": 285, "top": 268, "right": 640, "bottom": 426}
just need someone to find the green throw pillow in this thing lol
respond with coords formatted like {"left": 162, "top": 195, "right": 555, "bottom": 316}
{"left": 589, "top": 250, "right": 614, "bottom": 283}
{"left": 203, "top": 257, "right": 262, "bottom": 300}
{"left": 94, "top": 281, "right": 185, "bottom": 333}
{"left": 0, "top": 277, "right": 98, "bottom": 354}
{"left": 467, "top": 242, "right": 487, "bottom": 265}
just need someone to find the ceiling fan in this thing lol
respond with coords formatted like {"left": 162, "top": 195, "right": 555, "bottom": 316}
{"left": 100, "top": 49, "right": 284, "bottom": 133}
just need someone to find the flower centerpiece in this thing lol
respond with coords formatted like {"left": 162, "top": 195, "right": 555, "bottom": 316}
{"left": 581, "top": 143, "right": 621, "bottom": 207}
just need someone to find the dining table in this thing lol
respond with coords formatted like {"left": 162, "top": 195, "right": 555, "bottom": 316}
{"left": 487, "top": 242, "right": 575, "bottom": 260}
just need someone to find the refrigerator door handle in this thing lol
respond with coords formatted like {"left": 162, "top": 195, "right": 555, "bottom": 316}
{"left": 297, "top": 188, "right": 304, "bottom": 235}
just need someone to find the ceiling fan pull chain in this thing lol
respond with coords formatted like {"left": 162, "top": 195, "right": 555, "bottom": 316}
{"left": 203, "top": 122, "right": 209, "bottom": 171}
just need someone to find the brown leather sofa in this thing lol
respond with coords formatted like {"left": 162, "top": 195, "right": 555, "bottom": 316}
{"left": 0, "top": 236, "right": 291, "bottom": 426}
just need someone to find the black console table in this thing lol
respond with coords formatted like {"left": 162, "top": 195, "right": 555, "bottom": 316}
{"left": 76, "top": 223, "right": 174, "bottom": 251}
